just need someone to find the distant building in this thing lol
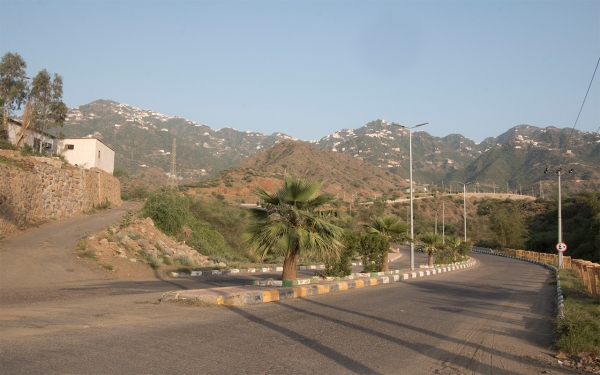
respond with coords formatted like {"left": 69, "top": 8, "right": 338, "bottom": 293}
{"left": 6, "top": 119, "right": 58, "bottom": 155}
{"left": 57, "top": 138, "right": 115, "bottom": 174}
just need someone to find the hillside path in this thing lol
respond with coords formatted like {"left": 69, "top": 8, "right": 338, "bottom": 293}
{"left": 0, "top": 201, "right": 142, "bottom": 290}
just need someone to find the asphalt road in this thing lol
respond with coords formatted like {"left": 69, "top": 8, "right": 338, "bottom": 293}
{"left": 0, "top": 205, "right": 573, "bottom": 374}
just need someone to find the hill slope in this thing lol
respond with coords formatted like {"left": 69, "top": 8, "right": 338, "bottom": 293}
{"left": 187, "top": 139, "right": 408, "bottom": 203}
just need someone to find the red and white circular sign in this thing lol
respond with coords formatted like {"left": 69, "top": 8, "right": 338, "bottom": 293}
{"left": 556, "top": 242, "right": 568, "bottom": 252}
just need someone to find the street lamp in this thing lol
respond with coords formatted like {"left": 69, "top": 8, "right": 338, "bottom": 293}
{"left": 458, "top": 182, "right": 472, "bottom": 242}
{"left": 392, "top": 121, "right": 428, "bottom": 270}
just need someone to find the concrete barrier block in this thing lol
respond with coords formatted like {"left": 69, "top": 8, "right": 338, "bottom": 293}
{"left": 211, "top": 270, "right": 221, "bottom": 275}
{"left": 418, "top": 271, "right": 424, "bottom": 277}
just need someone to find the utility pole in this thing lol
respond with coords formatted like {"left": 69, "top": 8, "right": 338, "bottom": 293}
{"left": 434, "top": 210, "right": 438, "bottom": 236}
{"left": 170, "top": 138, "right": 177, "bottom": 189}
{"left": 557, "top": 170, "right": 563, "bottom": 269}
{"left": 544, "top": 167, "right": 573, "bottom": 269}
{"left": 442, "top": 201, "right": 445, "bottom": 245}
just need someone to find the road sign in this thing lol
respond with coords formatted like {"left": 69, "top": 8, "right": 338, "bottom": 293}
{"left": 556, "top": 242, "right": 568, "bottom": 252}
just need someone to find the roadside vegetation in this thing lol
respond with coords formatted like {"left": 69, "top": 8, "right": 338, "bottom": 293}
{"left": 555, "top": 268, "right": 600, "bottom": 355}
{"left": 140, "top": 188, "right": 250, "bottom": 265}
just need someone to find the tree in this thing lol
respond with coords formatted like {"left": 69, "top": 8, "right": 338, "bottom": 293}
{"left": 243, "top": 176, "right": 345, "bottom": 281}
{"left": 489, "top": 204, "right": 527, "bottom": 249}
{"left": 30, "top": 69, "right": 67, "bottom": 152}
{"left": 0, "top": 52, "right": 29, "bottom": 139}
{"left": 445, "top": 235, "right": 462, "bottom": 262}
{"left": 420, "top": 233, "right": 442, "bottom": 267}
{"left": 365, "top": 215, "right": 408, "bottom": 271}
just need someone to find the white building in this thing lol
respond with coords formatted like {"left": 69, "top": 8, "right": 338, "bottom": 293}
{"left": 57, "top": 138, "right": 115, "bottom": 174}
{"left": 6, "top": 119, "right": 58, "bottom": 155}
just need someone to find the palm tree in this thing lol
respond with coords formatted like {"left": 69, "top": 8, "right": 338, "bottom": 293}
{"left": 365, "top": 216, "right": 408, "bottom": 271}
{"left": 445, "top": 235, "right": 462, "bottom": 262}
{"left": 243, "top": 177, "right": 345, "bottom": 281}
{"left": 420, "top": 233, "right": 442, "bottom": 267}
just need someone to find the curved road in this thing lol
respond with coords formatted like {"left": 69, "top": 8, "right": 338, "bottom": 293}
{"left": 0, "top": 206, "right": 572, "bottom": 374}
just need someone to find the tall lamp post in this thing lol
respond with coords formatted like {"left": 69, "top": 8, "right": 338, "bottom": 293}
{"left": 459, "top": 182, "right": 472, "bottom": 242}
{"left": 392, "top": 122, "right": 428, "bottom": 270}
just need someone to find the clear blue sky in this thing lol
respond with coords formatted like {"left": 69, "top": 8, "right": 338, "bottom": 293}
{"left": 1, "top": 0, "right": 599, "bottom": 142}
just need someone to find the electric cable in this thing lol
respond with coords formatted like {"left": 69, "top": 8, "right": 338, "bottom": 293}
{"left": 558, "top": 55, "right": 600, "bottom": 168}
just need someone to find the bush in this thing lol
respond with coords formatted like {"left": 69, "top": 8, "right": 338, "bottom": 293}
{"left": 140, "top": 190, "right": 189, "bottom": 237}
{"left": 113, "top": 166, "right": 130, "bottom": 178}
{"left": 324, "top": 232, "right": 357, "bottom": 277}
{"left": 358, "top": 233, "right": 388, "bottom": 273}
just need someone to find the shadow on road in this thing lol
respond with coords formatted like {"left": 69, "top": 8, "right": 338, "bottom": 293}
{"left": 227, "top": 306, "right": 382, "bottom": 375}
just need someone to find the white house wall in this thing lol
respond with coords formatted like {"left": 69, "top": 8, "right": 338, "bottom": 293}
{"left": 7, "top": 122, "right": 57, "bottom": 154}
{"left": 58, "top": 139, "right": 115, "bottom": 174}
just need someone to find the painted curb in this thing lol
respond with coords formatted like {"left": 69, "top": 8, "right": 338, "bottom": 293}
{"left": 170, "top": 253, "right": 403, "bottom": 278}
{"left": 162, "top": 259, "right": 477, "bottom": 306}
{"left": 471, "top": 248, "right": 564, "bottom": 320}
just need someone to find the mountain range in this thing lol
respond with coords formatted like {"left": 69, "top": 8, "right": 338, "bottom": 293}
{"left": 62, "top": 99, "right": 600, "bottom": 196}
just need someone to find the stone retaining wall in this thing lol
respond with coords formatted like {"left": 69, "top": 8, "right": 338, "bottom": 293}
{"left": 0, "top": 151, "right": 122, "bottom": 237}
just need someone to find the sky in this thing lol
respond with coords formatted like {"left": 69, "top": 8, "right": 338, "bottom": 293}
{"left": 1, "top": 0, "right": 599, "bottom": 142}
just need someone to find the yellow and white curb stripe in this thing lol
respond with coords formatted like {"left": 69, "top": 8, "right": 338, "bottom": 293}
{"left": 162, "top": 259, "right": 477, "bottom": 306}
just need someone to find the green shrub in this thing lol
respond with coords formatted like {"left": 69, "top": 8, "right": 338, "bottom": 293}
{"left": 140, "top": 190, "right": 189, "bottom": 237}
{"left": 113, "top": 166, "right": 130, "bottom": 178}
{"left": 358, "top": 233, "right": 388, "bottom": 273}
{"left": 324, "top": 232, "right": 357, "bottom": 277}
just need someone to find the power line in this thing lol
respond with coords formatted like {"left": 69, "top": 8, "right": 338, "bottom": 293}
{"left": 559, "top": 55, "right": 600, "bottom": 167}
{"left": 569, "top": 125, "right": 600, "bottom": 168}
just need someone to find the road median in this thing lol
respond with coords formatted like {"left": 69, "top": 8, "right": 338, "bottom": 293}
{"left": 161, "top": 259, "right": 477, "bottom": 306}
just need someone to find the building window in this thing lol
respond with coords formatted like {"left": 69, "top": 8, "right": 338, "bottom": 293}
{"left": 66, "top": 144, "right": 74, "bottom": 150}
{"left": 98, "top": 150, "right": 101, "bottom": 159}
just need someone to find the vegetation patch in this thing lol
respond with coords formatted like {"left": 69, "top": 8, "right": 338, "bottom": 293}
{"left": 0, "top": 155, "right": 23, "bottom": 169}
{"left": 556, "top": 269, "right": 600, "bottom": 355}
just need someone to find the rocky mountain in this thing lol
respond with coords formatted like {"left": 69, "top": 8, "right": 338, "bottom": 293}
{"left": 61, "top": 100, "right": 600, "bottom": 195}
{"left": 63, "top": 99, "right": 295, "bottom": 181}
{"left": 311, "top": 121, "right": 600, "bottom": 195}
{"left": 188, "top": 139, "right": 408, "bottom": 204}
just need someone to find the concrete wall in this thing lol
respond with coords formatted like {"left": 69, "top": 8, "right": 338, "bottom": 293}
{"left": 57, "top": 138, "right": 115, "bottom": 174}
{"left": 0, "top": 151, "right": 122, "bottom": 237}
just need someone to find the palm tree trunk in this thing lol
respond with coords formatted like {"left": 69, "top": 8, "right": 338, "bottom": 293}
{"left": 428, "top": 250, "right": 434, "bottom": 267}
{"left": 281, "top": 247, "right": 298, "bottom": 281}
{"left": 383, "top": 252, "right": 389, "bottom": 272}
